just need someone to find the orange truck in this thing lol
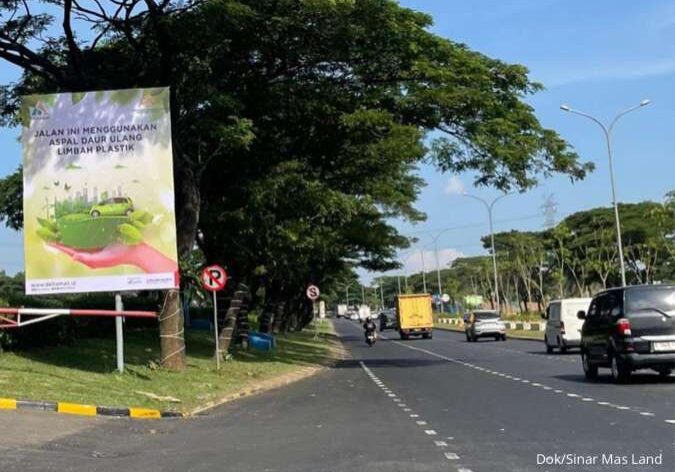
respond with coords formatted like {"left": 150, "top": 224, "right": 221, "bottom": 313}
{"left": 396, "top": 294, "right": 433, "bottom": 340}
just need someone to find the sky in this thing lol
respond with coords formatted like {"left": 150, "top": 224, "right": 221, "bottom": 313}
{"left": 0, "top": 0, "right": 674, "bottom": 282}
{"left": 371, "top": 0, "right": 675, "bottom": 284}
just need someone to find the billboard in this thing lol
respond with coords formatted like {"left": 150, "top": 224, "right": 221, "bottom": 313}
{"left": 22, "top": 87, "right": 179, "bottom": 294}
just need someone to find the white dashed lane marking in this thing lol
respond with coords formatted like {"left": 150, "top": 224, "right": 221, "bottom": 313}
{"left": 390, "top": 340, "right": 664, "bottom": 424}
{"left": 360, "top": 359, "right": 468, "bottom": 468}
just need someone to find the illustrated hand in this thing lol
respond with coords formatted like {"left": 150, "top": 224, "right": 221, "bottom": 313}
{"left": 50, "top": 242, "right": 177, "bottom": 273}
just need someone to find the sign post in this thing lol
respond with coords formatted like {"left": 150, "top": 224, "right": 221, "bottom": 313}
{"left": 306, "top": 285, "right": 320, "bottom": 339}
{"left": 115, "top": 293, "right": 124, "bottom": 373}
{"left": 201, "top": 264, "right": 228, "bottom": 370}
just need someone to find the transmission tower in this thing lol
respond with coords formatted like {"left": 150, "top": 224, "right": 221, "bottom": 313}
{"left": 541, "top": 193, "right": 558, "bottom": 229}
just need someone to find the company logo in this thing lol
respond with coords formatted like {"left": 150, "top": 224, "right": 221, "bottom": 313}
{"left": 139, "top": 95, "right": 155, "bottom": 108}
{"left": 134, "top": 93, "right": 164, "bottom": 114}
{"left": 30, "top": 101, "right": 49, "bottom": 120}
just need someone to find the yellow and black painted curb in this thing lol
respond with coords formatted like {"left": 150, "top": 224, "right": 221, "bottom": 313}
{"left": 0, "top": 397, "right": 184, "bottom": 420}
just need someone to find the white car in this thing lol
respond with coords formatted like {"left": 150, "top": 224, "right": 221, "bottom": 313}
{"left": 543, "top": 298, "right": 592, "bottom": 353}
{"left": 464, "top": 310, "right": 506, "bottom": 342}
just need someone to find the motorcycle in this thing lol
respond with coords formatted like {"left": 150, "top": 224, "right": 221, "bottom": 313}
{"left": 366, "top": 330, "right": 377, "bottom": 347}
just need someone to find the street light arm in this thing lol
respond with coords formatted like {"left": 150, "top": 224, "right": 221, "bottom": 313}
{"left": 564, "top": 108, "right": 609, "bottom": 136}
{"left": 462, "top": 193, "right": 490, "bottom": 211}
{"left": 608, "top": 101, "right": 650, "bottom": 134}
{"left": 490, "top": 191, "right": 516, "bottom": 210}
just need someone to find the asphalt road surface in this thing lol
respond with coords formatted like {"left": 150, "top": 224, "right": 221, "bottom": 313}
{"left": 1, "top": 319, "right": 673, "bottom": 471}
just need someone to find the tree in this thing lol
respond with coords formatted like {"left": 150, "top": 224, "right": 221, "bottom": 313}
{"left": 0, "top": 1, "right": 593, "bottom": 356}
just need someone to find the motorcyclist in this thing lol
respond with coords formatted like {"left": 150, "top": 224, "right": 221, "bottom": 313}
{"left": 363, "top": 316, "right": 377, "bottom": 342}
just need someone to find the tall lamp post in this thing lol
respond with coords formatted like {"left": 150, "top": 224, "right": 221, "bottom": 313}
{"left": 560, "top": 100, "right": 651, "bottom": 287}
{"left": 420, "top": 247, "right": 428, "bottom": 293}
{"left": 462, "top": 192, "right": 514, "bottom": 313}
{"left": 414, "top": 230, "right": 454, "bottom": 313}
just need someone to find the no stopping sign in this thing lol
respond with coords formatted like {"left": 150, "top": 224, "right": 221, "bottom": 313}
{"left": 306, "top": 284, "right": 320, "bottom": 301}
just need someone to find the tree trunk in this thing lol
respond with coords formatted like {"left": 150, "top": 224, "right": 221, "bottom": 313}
{"left": 159, "top": 164, "right": 200, "bottom": 370}
{"left": 159, "top": 289, "right": 185, "bottom": 370}
{"left": 219, "top": 297, "right": 243, "bottom": 355}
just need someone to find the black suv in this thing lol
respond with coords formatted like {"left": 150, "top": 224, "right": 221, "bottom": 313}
{"left": 578, "top": 284, "right": 675, "bottom": 383}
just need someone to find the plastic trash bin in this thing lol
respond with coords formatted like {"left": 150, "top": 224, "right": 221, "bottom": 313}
{"left": 248, "top": 331, "right": 276, "bottom": 352}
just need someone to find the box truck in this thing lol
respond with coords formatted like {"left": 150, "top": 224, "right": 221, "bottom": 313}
{"left": 396, "top": 294, "right": 433, "bottom": 340}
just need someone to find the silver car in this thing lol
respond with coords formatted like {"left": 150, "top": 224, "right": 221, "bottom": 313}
{"left": 465, "top": 310, "right": 507, "bottom": 342}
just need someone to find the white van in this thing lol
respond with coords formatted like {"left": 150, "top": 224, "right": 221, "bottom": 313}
{"left": 543, "top": 298, "right": 592, "bottom": 353}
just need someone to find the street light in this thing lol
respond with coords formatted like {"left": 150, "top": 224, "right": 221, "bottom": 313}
{"left": 560, "top": 100, "right": 651, "bottom": 287}
{"left": 419, "top": 247, "right": 428, "bottom": 293}
{"left": 413, "top": 230, "right": 456, "bottom": 313}
{"left": 462, "top": 192, "right": 514, "bottom": 313}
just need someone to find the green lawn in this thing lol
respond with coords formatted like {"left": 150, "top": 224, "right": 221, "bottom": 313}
{"left": 434, "top": 323, "right": 545, "bottom": 340}
{"left": 0, "top": 325, "right": 338, "bottom": 413}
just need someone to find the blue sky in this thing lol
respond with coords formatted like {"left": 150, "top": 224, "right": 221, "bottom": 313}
{"left": 373, "top": 0, "right": 675, "bottom": 283}
{"left": 0, "top": 0, "right": 674, "bottom": 279}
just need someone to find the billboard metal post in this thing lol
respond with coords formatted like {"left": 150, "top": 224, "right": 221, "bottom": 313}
{"left": 115, "top": 294, "right": 124, "bottom": 373}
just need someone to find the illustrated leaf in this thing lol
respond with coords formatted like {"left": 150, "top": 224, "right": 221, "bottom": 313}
{"left": 132, "top": 210, "right": 153, "bottom": 225}
{"left": 36, "top": 227, "right": 60, "bottom": 243}
{"left": 71, "top": 92, "right": 87, "bottom": 104}
{"left": 118, "top": 223, "right": 143, "bottom": 245}
{"left": 37, "top": 217, "right": 58, "bottom": 232}
{"left": 131, "top": 219, "right": 146, "bottom": 229}
{"left": 111, "top": 89, "right": 140, "bottom": 106}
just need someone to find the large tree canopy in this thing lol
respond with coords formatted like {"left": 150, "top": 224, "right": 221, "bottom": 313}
{"left": 0, "top": 0, "right": 593, "bottom": 366}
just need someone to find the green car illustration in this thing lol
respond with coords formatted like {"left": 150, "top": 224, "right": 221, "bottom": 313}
{"left": 90, "top": 197, "right": 134, "bottom": 217}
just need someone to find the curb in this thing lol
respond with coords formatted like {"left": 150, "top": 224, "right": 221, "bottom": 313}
{"left": 0, "top": 397, "right": 184, "bottom": 420}
{"left": 189, "top": 327, "right": 347, "bottom": 416}
{"left": 1, "top": 323, "right": 344, "bottom": 421}
{"left": 434, "top": 325, "right": 544, "bottom": 342}
{"left": 189, "top": 365, "right": 325, "bottom": 416}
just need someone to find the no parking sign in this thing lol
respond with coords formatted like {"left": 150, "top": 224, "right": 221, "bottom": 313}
{"left": 201, "top": 265, "right": 227, "bottom": 292}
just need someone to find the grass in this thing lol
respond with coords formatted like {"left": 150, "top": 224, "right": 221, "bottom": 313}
{"left": 0, "top": 324, "right": 338, "bottom": 413}
{"left": 505, "top": 329, "right": 544, "bottom": 340}
{"left": 434, "top": 323, "right": 545, "bottom": 340}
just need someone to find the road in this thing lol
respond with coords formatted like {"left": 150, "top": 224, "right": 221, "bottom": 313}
{"left": 1, "top": 319, "right": 673, "bottom": 471}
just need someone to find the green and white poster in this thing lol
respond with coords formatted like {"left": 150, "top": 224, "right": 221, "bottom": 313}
{"left": 22, "top": 87, "right": 179, "bottom": 294}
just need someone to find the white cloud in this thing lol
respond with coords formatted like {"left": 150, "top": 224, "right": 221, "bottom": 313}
{"left": 444, "top": 176, "right": 465, "bottom": 195}
{"left": 403, "top": 248, "right": 464, "bottom": 274}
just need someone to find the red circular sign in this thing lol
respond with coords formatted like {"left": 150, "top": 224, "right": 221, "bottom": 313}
{"left": 201, "top": 265, "right": 228, "bottom": 292}
{"left": 306, "top": 284, "right": 320, "bottom": 300}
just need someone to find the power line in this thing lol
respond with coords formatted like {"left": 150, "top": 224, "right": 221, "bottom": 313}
{"left": 406, "top": 212, "right": 543, "bottom": 237}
